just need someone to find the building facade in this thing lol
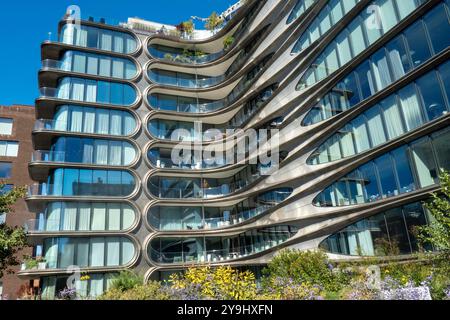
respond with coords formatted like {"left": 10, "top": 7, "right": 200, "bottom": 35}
{"left": 0, "top": 105, "right": 35, "bottom": 299}
{"left": 22, "top": 0, "right": 450, "bottom": 298}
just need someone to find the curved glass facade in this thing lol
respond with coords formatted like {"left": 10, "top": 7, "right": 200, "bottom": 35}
{"left": 314, "top": 127, "right": 450, "bottom": 207}
{"left": 40, "top": 136, "right": 137, "bottom": 166}
{"left": 320, "top": 202, "right": 431, "bottom": 256}
{"left": 148, "top": 44, "right": 223, "bottom": 64}
{"left": 149, "top": 225, "right": 299, "bottom": 264}
{"left": 45, "top": 50, "right": 137, "bottom": 79}
{"left": 148, "top": 165, "right": 261, "bottom": 199}
{"left": 287, "top": 0, "right": 316, "bottom": 24}
{"left": 148, "top": 93, "right": 223, "bottom": 113}
{"left": 296, "top": 0, "right": 426, "bottom": 90}
{"left": 230, "top": 84, "right": 278, "bottom": 127}
{"left": 147, "top": 147, "right": 226, "bottom": 170}
{"left": 33, "top": 202, "right": 136, "bottom": 232}
{"left": 37, "top": 168, "right": 136, "bottom": 197}
{"left": 291, "top": 0, "right": 361, "bottom": 53}
{"left": 147, "top": 188, "right": 292, "bottom": 230}
{"left": 148, "top": 119, "right": 224, "bottom": 141}
{"left": 50, "top": 77, "right": 136, "bottom": 106}
{"left": 43, "top": 236, "right": 135, "bottom": 268}
{"left": 308, "top": 62, "right": 450, "bottom": 165}
{"left": 148, "top": 69, "right": 224, "bottom": 89}
{"left": 41, "top": 272, "right": 116, "bottom": 299}
{"left": 60, "top": 24, "right": 137, "bottom": 54}
{"left": 42, "top": 105, "right": 137, "bottom": 136}
{"left": 303, "top": 2, "right": 450, "bottom": 125}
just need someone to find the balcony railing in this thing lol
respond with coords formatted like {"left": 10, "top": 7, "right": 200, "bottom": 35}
{"left": 24, "top": 219, "right": 61, "bottom": 233}
{"left": 149, "top": 72, "right": 226, "bottom": 89}
{"left": 152, "top": 205, "right": 272, "bottom": 231}
{"left": 39, "top": 87, "right": 59, "bottom": 99}
{"left": 151, "top": 100, "right": 225, "bottom": 114}
{"left": 31, "top": 150, "right": 66, "bottom": 163}
{"left": 148, "top": 173, "right": 261, "bottom": 199}
{"left": 149, "top": 238, "right": 291, "bottom": 264}
{"left": 33, "top": 119, "right": 67, "bottom": 132}
{"left": 41, "top": 59, "right": 71, "bottom": 72}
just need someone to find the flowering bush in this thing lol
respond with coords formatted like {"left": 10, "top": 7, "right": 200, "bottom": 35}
{"left": 260, "top": 276, "right": 325, "bottom": 300}
{"left": 339, "top": 274, "right": 380, "bottom": 300}
{"left": 169, "top": 266, "right": 257, "bottom": 300}
{"left": 58, "top": 287, "right": 77, "bottom": 300}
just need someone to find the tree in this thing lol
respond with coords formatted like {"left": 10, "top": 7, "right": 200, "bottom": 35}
{"left": 0, "top": 184, "right": 28, "bottom": 278}
{"left": 418, "top": 170, "right": 450, "bottom": 257}
{"left": 205, "top": 12, "right": 223, "bottom": 34}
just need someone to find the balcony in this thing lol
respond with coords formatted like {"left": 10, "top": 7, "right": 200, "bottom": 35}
{"left": 147, "top": 173, "right": 262, "bottom": 199}
{"left": 149, "top": 225, "right": 299, "bottom": 265}
{"left": 151, "top": 205, "right": 272, "bottom": 231}
{"left": 148, "top": 69, "right": 226, "bottom": 89}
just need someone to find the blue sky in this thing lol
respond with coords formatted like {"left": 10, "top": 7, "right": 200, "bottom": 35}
{"left": 0, "top": 0, "right": 235, "bottom": 106}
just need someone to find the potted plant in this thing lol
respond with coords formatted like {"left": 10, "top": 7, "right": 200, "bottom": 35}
{"left": 37, "top": 257, "right": 47, "bottom": 270}
{"left": 23, "top": 256, "right": 38, "bottom": 270}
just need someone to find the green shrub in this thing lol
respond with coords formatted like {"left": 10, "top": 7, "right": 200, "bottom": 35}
{"left": 261, "top": 249, "right": 351, "bottom": 293}
{"left": 99, "top": 281, "right": 170, "bottom": 300}
{"left": 110, "top": 270, "right": 143, "bottom": 292}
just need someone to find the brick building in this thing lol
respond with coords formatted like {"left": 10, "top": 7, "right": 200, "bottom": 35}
{"left": 0, "top": 105, "right": 35, "bottom": 299}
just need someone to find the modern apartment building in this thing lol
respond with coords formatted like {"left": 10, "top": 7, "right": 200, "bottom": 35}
{"left": 21, "top": 0, "right": 450, "bottom": 298}
{"left": 0, "top": 105, "right": 35, "bottom": 299}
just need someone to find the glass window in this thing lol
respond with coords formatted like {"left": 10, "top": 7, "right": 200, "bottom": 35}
{"left": 371, "top": 48, "right": 392, "bottom": 91}
{"left": 359, "top": 162, "right": 381, "bottom": 202}
{"left": 416, "top": 71, "right": 448, "bottom": 121}
{"left": 355, "top": 61, "right": 376, "bottom": 100}
{"left": 336, "top": 31, "right": 352, "bottom": 66}
{"left": 391, "top": 146, "right": 416, "bottom": 194}
{"left": 380, "top": 95, "right": 405, "bottom": 139}
{"left": 385, "top": 208, "right": 411, "bottom": 254}
{"left": 362, "top": 7, "right": 382, "bottom": 45}
{"left": 375, "top": 154, "right": 399, "bottom": 198}
{"left": 438, "top": 61, "right": 450, "bottom": 101}
{"left": 411, "top": 138, "right": 439, "bottom": 188}
{"left": 386, "top": 35, "right": 411, "bottom": 81}
{"left": 365, "top": 105, "right": 387, "bottom": 147}
{"left": 403, "top": 203, "right": 428, "bottom": 251}
{"left": 398, "top": 84, "right": 424, "bottom": 131}
{"left": 404, "top": 20, "right": 432, "bottom": 68}
{"left": 351, "top": 116, "right": 370, "bottom": 153}
{"left": 431, "top": 129, "right": 450, "bottom": 171}
{"left": 0, "top": 162, "right": 12, "bottom": 178}
{"left": 379, "top": 0, "right": 399, "bottom": 32}
{"left": 395, "top": 0, "right": 423, "bottom": 20}
{"left": 423, "top": 4, "right": 450, "bottom": 54}
{"left": 0, "top": 118, "right": 13, "bottom": 135}
{"left": 90, "top": 238, "right": 105, "bottom": 267}
{"left": 348, "top": 17, "right": 366, "bottom": 57}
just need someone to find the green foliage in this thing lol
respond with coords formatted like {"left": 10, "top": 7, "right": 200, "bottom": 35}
{"left": 417, "top": 170, "right": 450, "bottom": 257}
{"left": 163, "top": 53, "right": 174, "bottom": 61}
{"left": 99, "top": 281, "right": 170, "bottom": 300}
{"left": 223, "top": 35, "right": 235, "bottom": 50}
{"left": 182, "top": 20, "right": 194, "bottom": 35}
{"left": 205, "top": 12, "right": 223, "bottom": 32}
{"left": 261, "top": 249, "right": 351, "bottom": 292}
{"left": 110, "top": 270, "right": 143, "bottom": 292}
{"left": 0, "top": 184, "right": 28, "bottom": 278}
{"left": 381, "top": 261, "right": 432, "bottom": 286}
